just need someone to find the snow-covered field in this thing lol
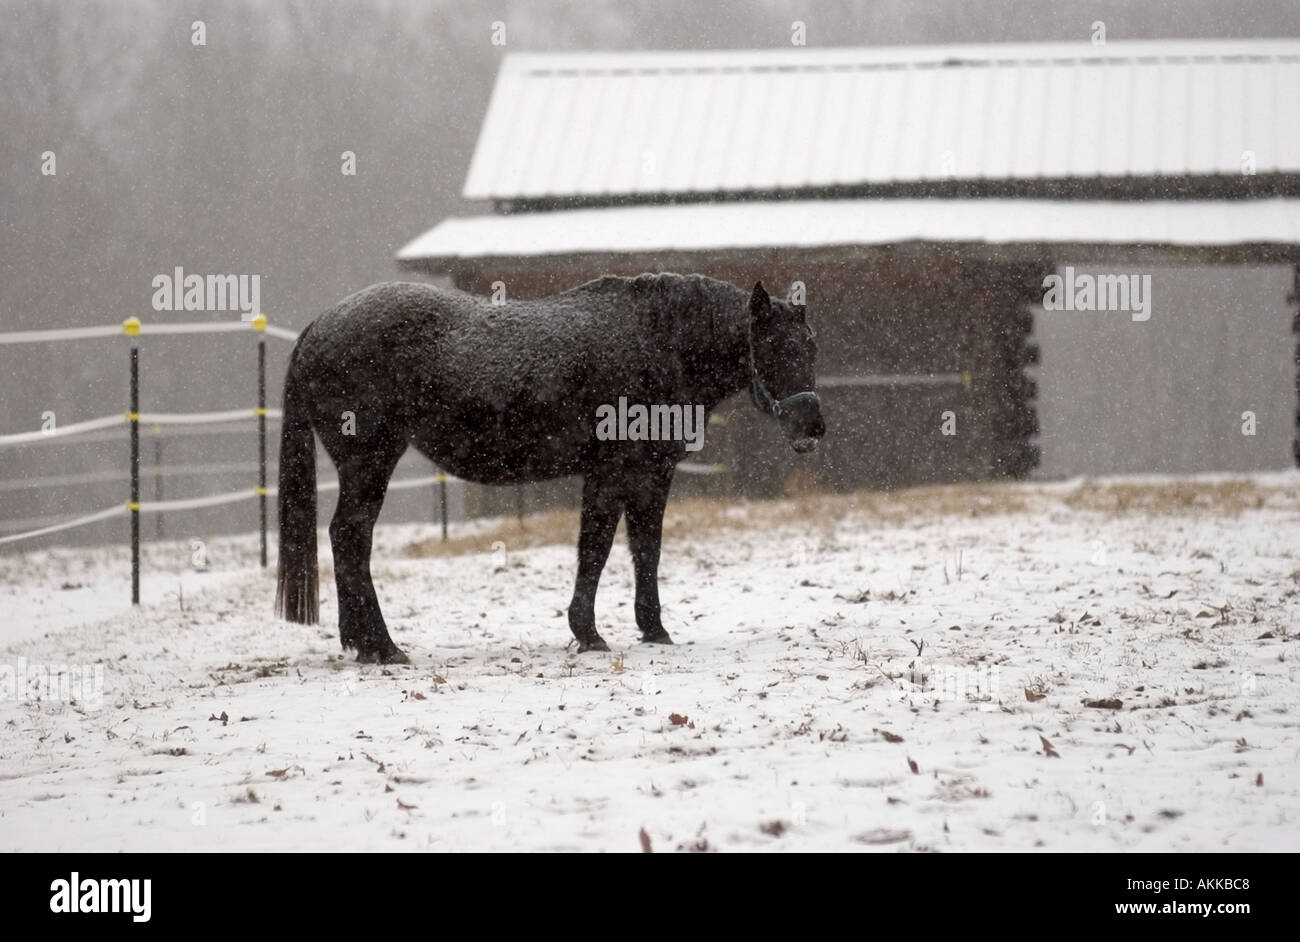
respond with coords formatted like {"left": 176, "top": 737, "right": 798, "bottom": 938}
{"left": 2, "top": 473, "right": 1298, "bottom": 852}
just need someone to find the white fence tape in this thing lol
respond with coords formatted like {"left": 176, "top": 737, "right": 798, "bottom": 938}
{"left": 0, "top": 317, "right": 306, "bottom": 554}
{"left": 0, "top": 414, "right": 128, "bottom": 446}
{"left": 137, "top": 321, "right": 262, "bottom": 336}
{"left": 0, "top": 461, "right": 275, "bottom": 492}
{"left": 819, "top": 372, "right": 968, "bottom": 388}
{"left": 0, "top": 505, "right": 127, "bottom": 545}
{"left": 0, "top": 474, "right": 449, "bottom": 546}
{"left": 137, "top": 408, "right": 282, "bottom": 426}
{"left": 0, "top": 458, "right": 731, "bottom": 546}
{"left": 11, "top": 420, "right": 285, "bottom": 448}
{"left": 263, "top": 325, "right": 300, "bottom": 342}
{"left": 0, "top": 325, "right": 125, "bottom": 344}
{"left": 385, "top": 474, "right": 449, "bottom": 492}
{"left": 677, "top": 462, "right": 729, "bottom": 474}
{"left": 0, "top": 320, "right": 300, "bottom": 345}
{"left": 137, "top": 488, "right": 264, "bottom": 513}
{"left": 0, "top": 408, "right": 283, "bottom": 447}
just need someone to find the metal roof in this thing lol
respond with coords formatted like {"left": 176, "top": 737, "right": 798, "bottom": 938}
{"left": 463, "top": 39, "right": 1300, "bottom": 201}
{"left": 397, "top": 197, "right": 1300, "bottom": 265}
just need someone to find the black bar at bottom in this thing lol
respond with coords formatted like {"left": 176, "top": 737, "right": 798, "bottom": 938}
{"left": 11, "top": 852, "right": 1282, "bottom": 928}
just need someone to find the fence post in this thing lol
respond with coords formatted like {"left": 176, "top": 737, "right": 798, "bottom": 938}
{"left": 153, "top": 426, "right": 163, "bottom": 539}
{"left": 439, "top": 474, "right": 448, "bottom": 542}
{"left": 124, "top": 317, "right": 141, "bottom": 604}
{"left": 253, "top": 314, "right": 268, "bottom": 568}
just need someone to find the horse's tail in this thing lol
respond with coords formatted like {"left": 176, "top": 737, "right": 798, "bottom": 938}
{"left": 274, "top": 342, "right": 319, "bottom": 624}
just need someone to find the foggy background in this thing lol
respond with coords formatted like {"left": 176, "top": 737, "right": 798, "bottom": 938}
{"left": 2, "top": 0, "right": 1297, "bottom": 546}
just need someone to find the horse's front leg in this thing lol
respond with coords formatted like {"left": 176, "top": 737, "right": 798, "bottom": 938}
{"left": 624, "top": 459, "right": 675, "bottom": 645}
{"left": 568, "top": 470, "right": 622, "bottom": 652}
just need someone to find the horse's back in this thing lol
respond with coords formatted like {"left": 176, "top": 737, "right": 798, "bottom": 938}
{"left": 302, "top": 281, "right": 466, "bottom": 349}
{"left": 298, "top": 273, "right": 726, "bottom": 368}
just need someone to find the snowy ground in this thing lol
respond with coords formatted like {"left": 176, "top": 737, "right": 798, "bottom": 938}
{"left": 2, "top": 473, "right": 1298, "bottom": 852}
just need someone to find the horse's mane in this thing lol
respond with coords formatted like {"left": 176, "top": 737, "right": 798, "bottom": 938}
{"left": 569, "top": 272, "right": 746, "bottom": 348}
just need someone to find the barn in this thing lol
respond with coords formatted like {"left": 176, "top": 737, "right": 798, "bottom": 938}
{"left": 397, "top": 39, "right": 1300, "bottom": 512}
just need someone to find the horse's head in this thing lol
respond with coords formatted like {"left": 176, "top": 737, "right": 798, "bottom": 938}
{"left": 748, "top": 281, "right": 825, "bottom": 453}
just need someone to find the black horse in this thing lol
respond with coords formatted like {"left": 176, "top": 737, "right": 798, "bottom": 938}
{"left": 275, "top": 273, "right": 824, "bottom": 663}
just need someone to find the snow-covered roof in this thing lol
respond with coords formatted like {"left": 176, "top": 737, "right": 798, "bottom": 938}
{"left": 463, "top": 39, "right": 1300, "bottom": 201}
{"left": 398, "top": 197, "right": 1300, "bottom": 265}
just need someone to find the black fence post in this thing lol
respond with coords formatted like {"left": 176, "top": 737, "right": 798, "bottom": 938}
{"left": 439, "top": 474, "right": 448, "bottom": 542}
{"left": 255, "top": 315, "right": 268, "bottom": 568}
{"left": 153, "top": 427, "right": 163, "bottom": 539}
{"left": 125, "top": 317, "right": 141, "bottom": 604}
{"left": 1291, "top": 265, "right": 1299, "bottom": 468}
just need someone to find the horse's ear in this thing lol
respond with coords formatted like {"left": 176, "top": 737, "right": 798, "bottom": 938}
{"left": 749, "top": 281, "right": 772, "bottom": 323}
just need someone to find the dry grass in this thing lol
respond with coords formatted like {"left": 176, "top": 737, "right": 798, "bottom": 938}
{"left": 1059, "top": 478, "right": 1293, "bottom": 515}
{"left": 400, "top": 476, "right": 1299, "bottom": 560}
{"left": 401, "top": 509, "right": 583, "bottom": 560}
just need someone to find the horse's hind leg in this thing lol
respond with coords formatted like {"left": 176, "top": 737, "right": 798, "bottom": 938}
{"left": 625, "top": 460, "right": 675, "bottom": 645}
{"left": 568, "top": 470, "right": 623, "bottom": 653}
{"left": 330, "top": 436, "right": 408, "bottom": 664}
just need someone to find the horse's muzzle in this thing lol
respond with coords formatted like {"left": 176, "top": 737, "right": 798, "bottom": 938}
{"left": 780, "top": 394, "right": 825, "bottom": 454}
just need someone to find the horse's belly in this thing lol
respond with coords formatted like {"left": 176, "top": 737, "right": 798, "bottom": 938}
{"left": 411, "top": 417, "right": 590, "bottom": 485}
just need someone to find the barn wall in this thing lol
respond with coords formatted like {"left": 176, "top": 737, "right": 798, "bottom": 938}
{"left": 1033, "top": 264, "right": 1294, "bottom": 478}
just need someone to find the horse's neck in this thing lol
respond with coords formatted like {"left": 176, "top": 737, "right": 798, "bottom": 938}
{"left": 678, "top": 296, "right": 751, "bottom": 410}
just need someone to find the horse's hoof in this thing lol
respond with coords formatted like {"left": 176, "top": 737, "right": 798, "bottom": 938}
{"left": 576, "top": 635, "right": 610, "bottom": 653}
{"left": 641, "top": 630, "right": 674, "bottom": 645}
{"left": 381, "top": 647, "right": 411, "bottom": 665}
{"left": 357, "top": 645, "right": 410, "bottom": 665}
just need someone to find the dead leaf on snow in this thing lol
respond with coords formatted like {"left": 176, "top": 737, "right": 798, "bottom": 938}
{"left": 854, "top": 828, "right": 912, "bottom": 845}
